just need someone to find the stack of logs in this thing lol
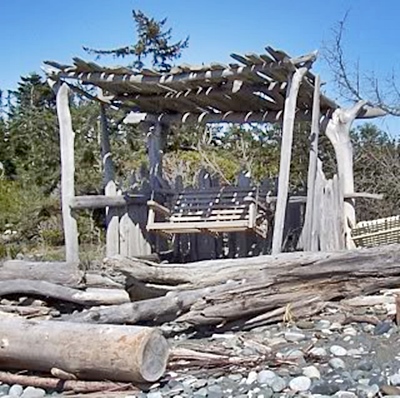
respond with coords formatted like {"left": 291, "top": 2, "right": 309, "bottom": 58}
{"left": 1, "top": 244, "right": 400, "bottom": 394}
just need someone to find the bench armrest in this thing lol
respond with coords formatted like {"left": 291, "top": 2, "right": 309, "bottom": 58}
{"left": 243, "top": 196, "right": 270, "bottom": 213}
{"left": 147, "top": 200, "right": 171, "bottom": 216}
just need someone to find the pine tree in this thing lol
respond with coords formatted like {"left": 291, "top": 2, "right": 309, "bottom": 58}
{"left": 83, "top": 10, "right": 189, "bottom": 71}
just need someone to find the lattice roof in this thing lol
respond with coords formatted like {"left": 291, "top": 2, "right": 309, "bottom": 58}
{"left": 45, "top": 46, "right": 381, "bottom": 125}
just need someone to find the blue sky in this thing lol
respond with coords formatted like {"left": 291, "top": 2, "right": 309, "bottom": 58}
{"left": 1, "top": 0, "right": 400, "bottom": 133}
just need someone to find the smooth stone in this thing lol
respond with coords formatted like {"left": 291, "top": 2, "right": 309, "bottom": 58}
{"left": 8, "top": 385, "right": 23, "bottom": 398}
{"left": 303, "top": 365, "right": 321, "bottom": 379}
{"left": 352, "top": 370, "right": 366, "bottom": 381}
{"left": 374, "top": 321, "right": 392, "bottom": 335}
{"left": 246, "top": 370, "right": 258, "bottom": 385}
{"left": 356, "top": 383, "right": 379, "bottom": 398}
{"left": 315, "top": 320, "right": 331, "bottom": 330}
{"left": 329, "top": 358, "right": 346, "bottom": 369}
{"left": 311, "top": 381, "right": 340, "bottom": 395}
{"left": 21, "top": 388, "right": 45, "bottom": 398}
{"left": 389, "top": 374, "right": 400, "bottom": 386}
{"left": 207, "top": 391, "right": 222, "bottom": 398}
{"left": 289, "top": 376, "right": 311, "bottom": 392}
{"left": 334, "top": 392, "right": 357, "bottom": 398}
{"left": 194, "top": 387, "right": 208, "bottom": 397}
{"left": 0, "top": 385, "right": 10, "bottom": 396}
{"left": 309, "top": 347, "right": 327, "bottom": 357}
{"left": 146, "top": 392, "right": 163, "bottom": 398}
{"left": 270, "top": 376, "right": 286, "bottom": 392}
{"left": 296, "top": 320, "right": 314, "bottom": 329}
{"left": 284, "top": 331, "right": 306, "bottom": 342}
{"left": 343, "top": 327, "right": 357, "bottom": 336}
{"left": 347, "top": 348, "right": 363, "bottom": 356}
{"left": 257, "top": 370, "right": 276, "bottom": 384}
{"left": 257, "top": 387, "right": 273, "bottom": 397}
{"left": 330, "top": 322, "right": 343, "bottom": 330}
{"left": 282, "top": 349, "right": 304, "bottom": 361}
{"left": 288, "top": 366, "right": 303, "bottom": 377}
{"left": 330, "top": 345, "right": 348, "bottom": 356}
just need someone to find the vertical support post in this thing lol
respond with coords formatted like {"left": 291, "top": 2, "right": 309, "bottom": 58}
{"left": 147, "top": 122, "right": 166, "bottom": 189}
{"left": 271, "top": 67, "right": 308, "bottom": 255}
{"left": 299, "top": 75, "right": 321, "bottom": 251}
{"left": 325, "top": 101, "right": 367, "bottom": 249}
{"left": 100, "top": 104, "right": 119, "bottom": 257}
{"left": 146, "top": 121, "right": 168, "bottom": 255}
{"left": 55, "top": 83, "right": 79, "bottom": 263}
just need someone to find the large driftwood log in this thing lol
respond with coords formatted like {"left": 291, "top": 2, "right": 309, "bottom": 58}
{"left": 0, "top": 319, "right": 169, "bottom": 383}
{"left": 0, "top": 280, "right": 129, "bottom": 306}
{"left": 70, "top": 245, "right": 400, "bottom": 329}
{"left": 0, "top": 260, "right": 83, "bottom": 287}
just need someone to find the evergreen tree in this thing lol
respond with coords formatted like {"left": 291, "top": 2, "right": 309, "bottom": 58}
{"left": 83, "top": 10, "right": 189, "bottom": 71}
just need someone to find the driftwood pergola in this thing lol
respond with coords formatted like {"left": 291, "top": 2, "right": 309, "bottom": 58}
{"left": 44, "top": 46, "right": 385, "bottom": 262}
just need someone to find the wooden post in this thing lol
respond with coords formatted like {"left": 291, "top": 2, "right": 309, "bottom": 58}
{"left": 100, "top": 104, "right": 119, "bottom": 257}
{"left": 298, "top": 75, "right": 321, "bottom": 251}
{"left": 271, "top": 67, "right": 308, "bottom": 255}
{"left": 55, "top": 83, "right": 79, "bottom": 263}
{"left": 325, "top": 101, "right": 367, "bottom": 249}
{"left": 147, "top": 122, "right": 166, "bottom": 189}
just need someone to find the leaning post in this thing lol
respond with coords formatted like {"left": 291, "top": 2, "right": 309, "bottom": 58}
{"left": 54, "top": 83, "right": 79, "bottom": 263}
{"left": 271, "top": 54, "right": 316, "bottom": 255}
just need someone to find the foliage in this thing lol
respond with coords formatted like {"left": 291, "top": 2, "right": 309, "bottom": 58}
{"left": 83, "top": 10, "right": 189, "bottom": 71}
{"left": 352, "top": 123, "right": 400, "bottom": 220}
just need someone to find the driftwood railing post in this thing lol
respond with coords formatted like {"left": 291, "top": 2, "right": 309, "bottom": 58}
{"left": 271, "top": 62, "right": 312, "bottom": 255}
{"left": 299, "top": 74, "right": 321, "bottom": 251}
{"left": 325, "top": 101, "right": 367, "bottom": 249}
{"left": 147, "top": 121, "right": 168, "bottom": 255}
{"left": 100, "top": 104, "right": 119, "bottom": 257}
{"left": 55, "top": 83, "right": 79, "bottom": 263}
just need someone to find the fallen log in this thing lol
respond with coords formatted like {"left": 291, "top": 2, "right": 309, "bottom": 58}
{"left": 66, "top": 245, "right": 400, "bottom": 330}
{"left": 63, "top": 281, "right": 243, "bottom": 324}
{"left": 0, "top": 280, "right": 129, "bottom": 306}
{"left": 0, "top": 319, "right": 169, "bottom": 383}
{"left": 107, "top": 245, "right": 400, "bottom": 290}
{"left": 0, "top": 260, "right": 83, "bottom": 287}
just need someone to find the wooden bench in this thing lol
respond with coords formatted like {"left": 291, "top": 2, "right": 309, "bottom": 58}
{"left": 146, "top": 187, "right": 270, "bottom": 238}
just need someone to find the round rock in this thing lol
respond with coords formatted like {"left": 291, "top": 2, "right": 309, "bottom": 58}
{"left": 329, "top": 357, "right": 346, "bottom": 369}
{"left": 330, "top": 345, "right": 348, "bottom": 356}
{"left": 302, "top": 365, "right": 321, "bottom": 379}
{"left": 9, "top": 385, "right": 23, "bottom": 398}
{"left": 270, "top": 376, "right": 286, "bottom": 392}
{"left": 289, "top": 376, "right": 311, "bottom": 392}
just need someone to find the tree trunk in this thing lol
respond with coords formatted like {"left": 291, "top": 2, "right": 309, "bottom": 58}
{"left": 325, "top": 101, "right": 368, "bottom": 248}
{"left": 0, "top": 319, "right": 169, "bottom": 383}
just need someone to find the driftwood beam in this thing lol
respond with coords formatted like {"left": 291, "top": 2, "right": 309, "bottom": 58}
{"left": 70, "top": 195, "right": 148, "bottom": 209}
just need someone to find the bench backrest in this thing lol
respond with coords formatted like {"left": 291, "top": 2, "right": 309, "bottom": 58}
{"left": 167, "top": 187, "right": 266, "bottom": 224}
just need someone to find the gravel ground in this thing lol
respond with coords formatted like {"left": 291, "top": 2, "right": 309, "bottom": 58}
{"left": 2, "top": 303, "right": 400, "bottom": 397}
